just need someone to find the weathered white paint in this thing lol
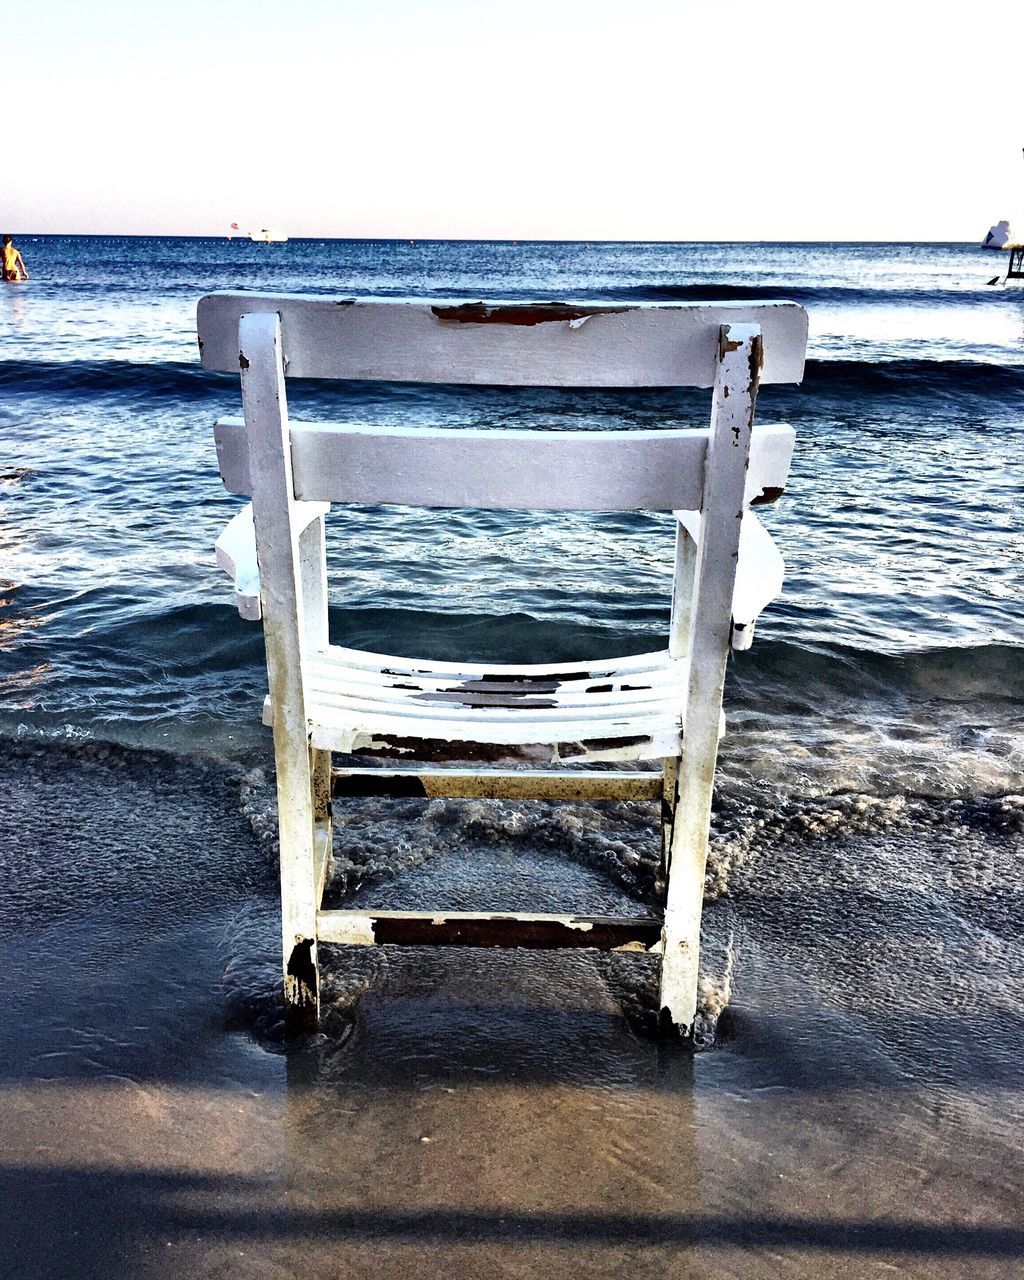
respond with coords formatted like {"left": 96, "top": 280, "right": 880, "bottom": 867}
{"left": 676, "top": 509, "right": 785, "bottom": 650}
{"left": 658, "top": 324, "right": 763, "bottom": 1036}
{"left": 258, "top": 643, "right": 689, "bottom": 759}
{"left": 208, "top": 297, "right": 805, "bottom": 1037}
{"left": 213, "top": 416, "right": 794, "bottom": 512}
{"left": 238, "top": 311, "right": 323, "bottom": 1031}
{"left": 214, "top": 502, "right": 262, "bottom": 620}
{"left": 199, "top": 293, "right": 808, "bottom": 386}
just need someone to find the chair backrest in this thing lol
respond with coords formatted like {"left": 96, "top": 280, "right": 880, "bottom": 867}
{"left": 199, "top": 295, "right": 807, "bottom": 515}
{"left": 198, "top": 293, "right": 807, "bottom": 387}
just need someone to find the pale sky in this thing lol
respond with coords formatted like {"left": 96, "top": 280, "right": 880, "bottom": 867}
{"left": 7, "top": 0, "right": 1023, "bottom": 240}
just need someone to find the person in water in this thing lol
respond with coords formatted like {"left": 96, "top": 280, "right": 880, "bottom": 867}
{"left": 2, "top": 236, "right": 29, "bottom": 282}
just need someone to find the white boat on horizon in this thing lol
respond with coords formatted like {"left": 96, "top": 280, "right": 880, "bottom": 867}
{"left": 228, "top": 223, "right": 288, "bottom": 243}
{"left": 982, "top": 219, "right": 1013, "bottom": 249}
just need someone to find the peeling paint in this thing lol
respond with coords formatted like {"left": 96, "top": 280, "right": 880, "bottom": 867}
{"left": 482, "top": 668, "right": 606, "bottom": 684}
{"left": 332, "top": 912, "right": 664, "bottom": 950}
{"left": 238, "top": 351, "right": 250, "bottom": 370}
{"left": 359, "top": 736, "right": 545, "bottom": 764}
{"left": 580, "top": 734, "right": 650, "bottom": 751}
{"left": 284, "top": 938, "right": 318, "bottom": 1033}
{"left": 287, "top": 937, "right": 317, "bottom": 990}
{"left": 749, "top": 335, "right": 764, "bottom": 384}
{"left": 430, "top": 303, "right": 627, "bottom": 326}
{"left": 417, "top": 691, "right": 559, "bottom": 709}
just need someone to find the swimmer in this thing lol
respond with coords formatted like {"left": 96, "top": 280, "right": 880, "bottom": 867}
{"left": 2, "top": 235, "right": 29, "bottom": 282}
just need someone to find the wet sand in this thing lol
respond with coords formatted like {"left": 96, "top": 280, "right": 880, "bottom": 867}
{"left": 2, "top": 740, "right": 1023, "bottom": 1279}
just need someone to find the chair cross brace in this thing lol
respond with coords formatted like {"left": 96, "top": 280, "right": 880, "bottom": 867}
{"left": 332, "top": 767, "right": 666, "bottom": 802}
{"left": 316, "top": 908, "right": 663, "bottom": 951}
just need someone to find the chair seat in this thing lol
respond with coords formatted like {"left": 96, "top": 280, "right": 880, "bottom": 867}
{"left": 263, "top": 644, "right": 692, "bottom": 762}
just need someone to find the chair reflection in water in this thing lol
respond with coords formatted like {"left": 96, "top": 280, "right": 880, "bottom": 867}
{"left": 199, "top": 294, "right": 807, "bottom": 1039}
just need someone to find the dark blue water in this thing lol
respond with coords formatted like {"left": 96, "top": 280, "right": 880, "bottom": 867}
{"left": 1, "top": 237, "right": 1022, "bottom": 796}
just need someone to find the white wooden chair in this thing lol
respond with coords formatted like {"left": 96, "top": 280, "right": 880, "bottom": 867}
{"left": 198, "top": 293, "right": 807, "bottom": 1038}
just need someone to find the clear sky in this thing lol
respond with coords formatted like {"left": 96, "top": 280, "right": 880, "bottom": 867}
{"left": 7, "top": 0, "right": 1023, "bottom": 240}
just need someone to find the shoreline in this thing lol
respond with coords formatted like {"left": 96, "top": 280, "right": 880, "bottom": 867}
{"left": 2, "top": 738, "right": 1023, "bottom": 1278}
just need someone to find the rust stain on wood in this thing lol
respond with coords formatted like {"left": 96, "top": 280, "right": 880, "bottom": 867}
{"left": 431, "top": 303, "right": 627, "bottom": 326}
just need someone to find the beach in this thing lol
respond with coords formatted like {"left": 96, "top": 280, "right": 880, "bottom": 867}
{"left": 1, "top": 237, "right": 1023, "bottom": 1276}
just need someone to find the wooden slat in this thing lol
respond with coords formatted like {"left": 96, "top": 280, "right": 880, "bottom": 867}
{"left": 306, "top": 713, "right": 681, "bottom": 763}
{"left": 316, "top": 908, "right": 663, "bottom": 950}
{"left": 213, "top": 417, "right": 793, "bottom": 511}
{"left": 309, "top": 655, "right": 680, "bottom": 697}
{"left": 302, "top": 684, "right": 682, "bottom": 728}
{"left": 331, "top": 768, "right": 664, "bottom": 801}
{"left": 313, "top": 644, "right": 673, "bottom": 681}
{"left": 305, "top": 649, "right": 683, "bottom": 719}
{"left": 198, "top": 294, "right": 808, "bottom": 387}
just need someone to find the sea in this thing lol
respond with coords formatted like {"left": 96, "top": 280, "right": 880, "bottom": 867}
{"left": 1, "top": 237, "right": 1023, "bottom": 1278}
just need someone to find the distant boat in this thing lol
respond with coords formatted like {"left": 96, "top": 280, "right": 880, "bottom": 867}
{"left": 249, "top": 228, "right": 288, "bottom": 244}
{"left": 982, "top": 219, "right": 1013, "bottom": 249}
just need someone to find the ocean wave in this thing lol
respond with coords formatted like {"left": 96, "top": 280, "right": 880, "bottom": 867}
{"left": 2, "top": 354, "right": 1022, "bottom": 405}
{"left": 91, "top": 603, "right": 1024, "bottom": 704}
{"left": 733, "top": 639, "right": 1024, "bottom": 706}
{"left": 799, "top": 357, "right": 1024, "bottom": 399}
{"left": 0, "top": 357, "right": 231, "bottom": 401}
{"left": 602, "top": 281, "right": 1024, "bottom": 307}
{"left": 7, "top": 596, "right": 1024, "bottom": 703}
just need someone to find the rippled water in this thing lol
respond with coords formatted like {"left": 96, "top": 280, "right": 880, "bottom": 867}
{"left": 2, "top": 238, "right": 1023, "bottom": 1276}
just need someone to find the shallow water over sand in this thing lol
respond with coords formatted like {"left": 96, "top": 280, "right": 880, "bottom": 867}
{"left": 3, "top": 741, "right": 1022, "bottom": 1279}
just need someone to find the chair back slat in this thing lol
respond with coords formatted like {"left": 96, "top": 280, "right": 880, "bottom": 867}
{"left": 198, "top": 293, "right": 808, "bottom": 386}
{"left": 214, "top": 418, "right": 794, "bottom": 511}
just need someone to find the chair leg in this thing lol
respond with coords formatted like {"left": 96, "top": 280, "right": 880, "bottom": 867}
{"left": 275, "top": 737, "right": 321, "bottom": 1034}
{"left": 311, "top": 746, "right": 334, "bottom": 913}
{"left": 658, "top": 754, "right": 714, "bottom": 1039}
{"left": 657, "top": 757, "right": 677, "bottom": 899}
